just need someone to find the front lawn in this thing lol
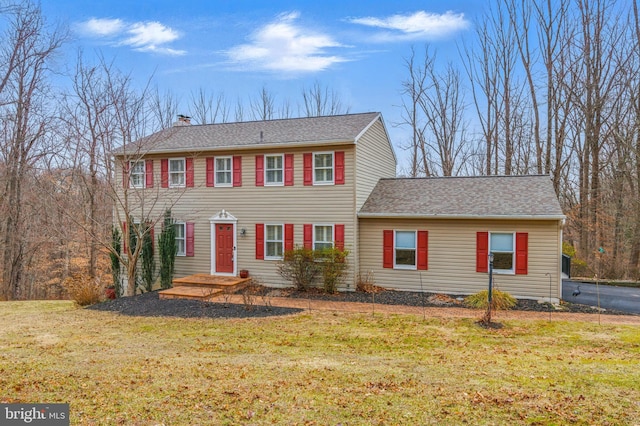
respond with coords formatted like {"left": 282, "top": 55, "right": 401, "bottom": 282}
{"left": 0, "top": 301, "right": 638, "bottom": 425}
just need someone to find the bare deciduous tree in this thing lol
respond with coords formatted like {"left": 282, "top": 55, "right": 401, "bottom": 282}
{"left": 250, "top": 85, "right": 276, "bottom": 121}
{"left": 0, "top": 2, "right": 66, "bottom": 300}
{"left": 189, "top": 88, "right": 229, "bottom": 124}
{"left": 301, "top": 80, "right": 350, "bottom": 117}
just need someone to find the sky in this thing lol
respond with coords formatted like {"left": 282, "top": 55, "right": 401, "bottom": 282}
{"left": 39, "top": 0, "right": 488, "bottom": 171}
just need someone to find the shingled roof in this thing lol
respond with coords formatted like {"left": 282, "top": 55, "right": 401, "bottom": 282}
{"left": 116, "top": 112, "right": 382, "bottom": 155}
{"left": 359, "top": 175, "right": 564, "bottom": 220}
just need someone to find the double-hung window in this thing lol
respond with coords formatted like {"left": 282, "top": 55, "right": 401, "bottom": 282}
{"left": 314, "top": 225, "right": 334, "bottom": 251}
{"left": 174, "top": 222, "right": 186, "bottom": 256}
{"left": 490, "top": 232, "right": 515, "bottom": 273}
{"left": 265, "top": 224, "right": 284, "bottom": 259}
{"left": 215, "top": 156, "right": 232, "bottom": 186}
{"left": 395, "top": 231, "right": 416, "bottom": 269}
{"left": 265, "top": 155, "right": 284, "bottom": 185}
{"left": 129, "top": 161, "right": 145, "bottom": 188}
{"left": 169, "top": 159, "right": 185, "bottom": 188}
{"left": 314, "top": 152, "right": 333, "bottom": 184}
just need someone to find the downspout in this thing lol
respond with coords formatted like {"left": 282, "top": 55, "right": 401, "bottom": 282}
{"left": 351, "top": 146, "right": 358, "bottom": 292}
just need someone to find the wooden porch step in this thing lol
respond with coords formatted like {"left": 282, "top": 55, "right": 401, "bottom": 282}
{"left": 172, "top": 273, "right": 251, "bottom": 290}
{"left": 159, "top": 274, "right": 252, "bottom": 300}
{"left": 158, "top": 286, "right": 223, "bottom": 300}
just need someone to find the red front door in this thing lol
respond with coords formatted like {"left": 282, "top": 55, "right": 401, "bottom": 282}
{"left": 216, "top": 224, "right": 234, "bottom": 273}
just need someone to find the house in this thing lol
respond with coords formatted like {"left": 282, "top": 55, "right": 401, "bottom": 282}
{"left": 358, "top": 176, "right": 565, "bottom": 300}
{"left": 116, "top": 112, "right": 565, "bottom": 301}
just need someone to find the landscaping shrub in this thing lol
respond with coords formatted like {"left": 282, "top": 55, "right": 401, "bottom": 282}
{"left": 357, "top": 270, "right": 384, "bottom": 293}
{"left": 464, "top": 289, "right": 516, "bottom": 311}
{"left": 159, "top": 209, "right": 177, "bottom": 289}
{"left": 318, "top": 247, "right": 349, "bottom": 293}
{"left": 110, "top": 226, "right": 122, "bottom": 297}
{"left": 277, "top": 247, "right": 320, "bottom": 290}
{"left": 140, "top": 221, "right": 155, "bottom": 292}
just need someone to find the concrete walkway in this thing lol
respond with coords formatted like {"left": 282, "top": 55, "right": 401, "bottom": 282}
{"left": 217, "top": 294, "right": 640, "bottom": 325}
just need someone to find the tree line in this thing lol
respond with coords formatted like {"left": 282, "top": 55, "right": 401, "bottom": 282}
{"left": 399, "top": 0, "right": 640, "bottom": 280}
{"left": 1, "top": 0, "right": 638, "bottom": 300}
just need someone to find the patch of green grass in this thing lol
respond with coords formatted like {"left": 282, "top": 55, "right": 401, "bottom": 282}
{"left": 0, "top": 301, "right": 639, "bottom": 425}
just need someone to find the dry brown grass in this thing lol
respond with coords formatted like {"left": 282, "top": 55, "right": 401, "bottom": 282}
{"left": 0, "top": 301, "right": 639, "bottom": 425}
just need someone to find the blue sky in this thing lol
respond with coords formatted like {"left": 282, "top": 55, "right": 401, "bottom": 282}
{"left": 41, "top": 1, "right": 487, "bottom": 168}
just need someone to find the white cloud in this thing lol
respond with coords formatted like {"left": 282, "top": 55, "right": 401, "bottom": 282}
{"left": 226, "top": 12, "right": 348, "bottom": 73}
{"left": 77, "top": 17, "right": 185, "bottom": 56}
{"left": 123, "top": 22, "right": 184, "bottom": 54}
{"left": 79, "top": 18, "right": 125, "bottom": 37}
{"left": 348, "top": 10, "right": 469, "bottom": 41}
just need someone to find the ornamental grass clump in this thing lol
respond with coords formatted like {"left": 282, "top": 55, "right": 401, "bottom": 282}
{"left": 64, "top": 273, "right": 104, "bottom": 306}
{"left": 464, "top": 289, "right": 517, "bottom": 311}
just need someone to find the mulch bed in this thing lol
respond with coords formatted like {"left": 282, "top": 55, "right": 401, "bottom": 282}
{"left": 87, "top": 291, "right": 302, "bottom": 319}
{"left": 88, "top": 285, "right": 633, "bottom": 318}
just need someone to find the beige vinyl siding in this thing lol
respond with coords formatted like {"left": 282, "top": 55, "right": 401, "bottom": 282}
{"left": 359, "top": 218, "right": 563, "bottom": 300}
{"left": 354, "top": 119, "right": 396, "bottom": 211}
{"left": 116, "top": 146, "right": 358, "bottom": 289}
{"left": 352, "top": 118, "right": 396, "bottom": 287}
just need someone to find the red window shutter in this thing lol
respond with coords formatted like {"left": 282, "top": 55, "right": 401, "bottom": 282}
{"left": 284, "top": 154, "right": 294, "bottom": 186}
{"left": 186, "top": 158, "right": 194, "bottom": 187}
{"left": 160, "top": 159, "right": 169, "bottom": 188}
{"left": 284, "top": 224, "right": 294, "bottom": 252}
{"left": 335, "top": 151, "right": 345, "bottom": 185}
{"left": 255, "top": 224, "right": 264, "bottom": 260}
{"left": 383, "top": 230, "right": 394, "bottom": 269}
{"left": 123, "top": 161, "right": 129, "bottom": 189}
{"left": 186, "top": 222, "right": 195, "bottom": 257}
{"left": 515, "top": 232, "right": 528, "bottom": 275}
{"left": 303, "top": 224, "right": 313, "bottom": 249}
{"left": 145, "top": 159, "right": 154, "bottom": 188}
{"left": 122, "top": 221, "right": 127, "bottom": 252}
{"left": 476, "top": 232, "right": 489, "bottom": 273}
{"left": 334, "top": 224, "right": 345, "bottom": 251}
{"left": 417, "top": 230, "right": 428, "bottom": 270}
{"left": 233, "top": 156, "right": 242, "bottom": 187}
{"left": 303, "top": 153, "right": 313, "bottom": 186}
{"left": 255, "top": 155, "right": 264, "bottom": 186}
{"left": 206, "top": 157, "right": 214, "bottom": 187}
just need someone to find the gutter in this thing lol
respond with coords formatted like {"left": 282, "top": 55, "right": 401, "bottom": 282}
{"left": 112, "top": 139, "right": 356, "bottom": 157}
{"left": 357, "top": 213, "right": 566, "bottom": 221}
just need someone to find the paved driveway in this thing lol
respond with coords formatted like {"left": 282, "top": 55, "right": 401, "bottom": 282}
{"left": 562, "top": 280, "right": 640, "bottom": 314}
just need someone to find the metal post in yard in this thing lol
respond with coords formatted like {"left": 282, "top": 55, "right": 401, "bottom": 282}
{"left": 487, "top": 253, "right": 494, "bottom": 324}
{"left": 545, "top": 272, "right": 552, "bottom": 322}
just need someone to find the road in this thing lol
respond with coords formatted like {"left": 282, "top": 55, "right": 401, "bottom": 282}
{"left": 562, "top": 280, "right": 640, "bottom": 314}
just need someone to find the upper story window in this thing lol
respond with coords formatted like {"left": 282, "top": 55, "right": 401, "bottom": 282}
{"left": 314, "top": 152, "right": 334, "bottom": 184}
{"left": 394, "top": 231, "right": 417, "bottom": 269}
{"left": 169, "top": 158, "right": 185, "bottom": 188}
{"left": 304, "top": 151, "right": 343, "bottom": 186}
{"left": 129, "top": 161, "right": 145, "bottom": 188}
{"left": 265, "top": 155, "right": 284, "bottom": 185}
{"left": 314, "top": 225, "right": 334, "bottom": 251}
{"left": 216, "top": 156, "right": 232, "bottom": 186}
{"left": 490, "top": 232, "right": 515, "bottom": 273}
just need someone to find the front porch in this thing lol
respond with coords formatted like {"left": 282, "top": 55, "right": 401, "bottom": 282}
{"left": 158, "top": 274, "right": 251, "bottom": 300}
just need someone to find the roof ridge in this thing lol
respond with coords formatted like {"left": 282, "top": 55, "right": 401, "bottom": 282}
{"left": 382, "top": 174, "right": 551, "bottom": 181}
{"left": 175, "top": 111, "right": 381, "bottom": 128}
